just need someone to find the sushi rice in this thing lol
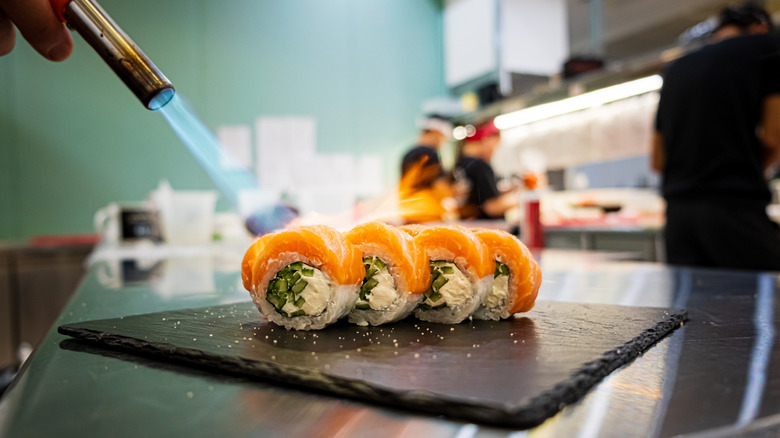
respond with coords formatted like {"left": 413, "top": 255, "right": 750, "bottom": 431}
{"left": 473, "top": 260, "right": 512, "bottom": 320}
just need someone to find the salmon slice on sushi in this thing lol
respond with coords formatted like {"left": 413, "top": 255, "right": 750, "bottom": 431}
{"left": 241, "top": 232, "right": 276, "bottom": 293}
{"left": 398, "top": 223, "right": 428, "bottom": 237}
{"left": 472, "top": 228, "right": 542, "bottom": 320}
{"left": 345, "top": 222, "right": 430, "bottom": 326}
{"left": 242, "top": 225, "right": 363, "bottom": 330}
{"left": 412, "top": 225, "right": 493, "bottom": 324}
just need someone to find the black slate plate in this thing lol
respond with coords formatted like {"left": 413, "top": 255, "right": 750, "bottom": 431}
{"left": 58, "top": 300, "right": 686, "bottom": 428}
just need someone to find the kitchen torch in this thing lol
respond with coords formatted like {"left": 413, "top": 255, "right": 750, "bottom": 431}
{"left": 49, "top": 0, "right": 298, "bottom": 233}
{"left": 49, "top": 0, "right": 175, "bottom": 110}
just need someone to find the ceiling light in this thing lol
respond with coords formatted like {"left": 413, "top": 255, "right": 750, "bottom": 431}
{"left": 452, "top": 126, "right": 469, "bottom": 140}
{"left": 493, "top": 75, "right": 663, "bottom": 130}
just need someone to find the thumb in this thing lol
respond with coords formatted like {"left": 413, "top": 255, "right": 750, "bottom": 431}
{"left": 0, "top": 0, "right": 73, "bottom": 61}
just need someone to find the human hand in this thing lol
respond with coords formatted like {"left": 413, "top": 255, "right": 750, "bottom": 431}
{"left": 0, "top": 0, "right": 73, "bottom": 61}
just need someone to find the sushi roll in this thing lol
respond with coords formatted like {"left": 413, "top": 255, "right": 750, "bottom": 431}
{"left": 244, "top": 225, "right": 364, "bottom": 330}
{"left": 345, "top": 222, "right": 430, "bottom": 326}
{"left": 472, "top": 228, "right": 542, "bottom": 320}
{"left": 412, "top": 225, "right": 493, "bottom": 324}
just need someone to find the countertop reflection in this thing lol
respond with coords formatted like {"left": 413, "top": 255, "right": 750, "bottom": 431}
{"left": 0, "top": 245, "right": 778, "bottom": 437}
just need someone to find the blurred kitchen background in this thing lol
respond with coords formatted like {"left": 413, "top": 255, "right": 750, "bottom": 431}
{"left": 2, "top": 0, "right": 780, "bottom": 373}
{"left": 6, "top": 0, "right": 780, "bottom": 240}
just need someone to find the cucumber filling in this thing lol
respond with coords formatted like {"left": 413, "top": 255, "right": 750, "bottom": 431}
{"left": 355, "top": 256, "right": 398, "bottom": 311}
{"left": 420, "top": 260, "right": 472, "bottom": 310}
{"left": 484, "top": 260, "right": 509, "bottom": 309}
{"left": 266, "top": 262, "right": 330, "bottom": 317}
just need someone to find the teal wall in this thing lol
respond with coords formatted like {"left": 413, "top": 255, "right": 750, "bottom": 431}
{"left": 0, "top": 0, "right": 444, "bottom": 239}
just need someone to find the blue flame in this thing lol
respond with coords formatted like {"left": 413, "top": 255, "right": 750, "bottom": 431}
{"left": 155, "top": 94, "right": 297, "bottom": 234}
{"left": 156, "top": 94, "right": 259, "bottom": 208}
{"left": 148, "top": 88, "right": 176, "bottom": 111}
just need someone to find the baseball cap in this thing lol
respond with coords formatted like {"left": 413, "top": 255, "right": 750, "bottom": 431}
{"left": 417, "top": 114, "right": 454, "bottom": 139}
{"left": 465, "top": 120, "right": 500, "bottom": 143}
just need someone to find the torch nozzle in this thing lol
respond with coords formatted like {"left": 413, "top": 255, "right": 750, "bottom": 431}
{"left": 57, "top": 0, "right": 174, "bottom": 110}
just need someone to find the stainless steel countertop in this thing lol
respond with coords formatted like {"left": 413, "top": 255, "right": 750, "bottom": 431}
{"left": 0, "top": 245, "right": 778, "bottom": 437}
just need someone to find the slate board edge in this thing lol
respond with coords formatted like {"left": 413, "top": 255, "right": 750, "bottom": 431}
{"left": 57, "top": 309, "right": 688, "bottom": 429}
{"left": 518, "top": 309, "right": 688, "bottom": 422}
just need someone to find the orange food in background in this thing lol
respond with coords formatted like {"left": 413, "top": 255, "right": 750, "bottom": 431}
{"left": 398, "top": 159, "right": 453, "bottom": 223}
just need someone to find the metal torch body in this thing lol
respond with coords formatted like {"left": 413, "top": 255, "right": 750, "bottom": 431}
{"left": 52, "top": 0, "right": 174, "bottom": 110}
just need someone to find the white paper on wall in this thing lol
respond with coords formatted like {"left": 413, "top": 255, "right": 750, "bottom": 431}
{"left": 256, "top": 117, "right": 286, "bottom": 193}
{"left": 285, "top": 154, "right": 357, "bottom": 216}
{"left": 320, "top": 154, "right": 356, "bottom": 186}
{"left": 296, "top": 184, "right": 357, "bottom": 217}
{"left": 289, "top": 117, "right": 317, "bottom": 158}
{"left": 355, "top": 155, "right": 384, "bottom": 197}
{"left": 286, "top": 154, "right": 354, "bottom": 189}
{"left": 288, "top": 155, "right": 320, "bottom": 190}
{"left": 255, "top": 116, "right": 318, "bottom": 194}
{"left": 217, "top": 125, "right": 253, "bottom": 170}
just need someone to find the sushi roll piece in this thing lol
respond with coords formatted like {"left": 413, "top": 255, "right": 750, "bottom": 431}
{"left": 412, "top": 225, "right": 494, "bottom": 324}
{"left": 244, "top": 225, "right": 364, "bottom": 330}
{"left": 345, "top": 222, "right": 430, "bottom": 326}
{"left": 472, "top": 228, "right": 542, "bottom": 320}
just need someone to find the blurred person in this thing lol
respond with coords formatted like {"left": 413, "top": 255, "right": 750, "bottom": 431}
{"left": 400, "top": 114, "right": 452, "bottom": 187}
{"left": 0, "top": 0, "right": 73, "bottom": 61}
{"left": 652, "top": 2, "right": 780, "bottom": 270}
{"left": 454, "top": 121, "right": 519, "bottom": 220}
{"left": 398, "top": 115, "right": 455, "bottom": 223}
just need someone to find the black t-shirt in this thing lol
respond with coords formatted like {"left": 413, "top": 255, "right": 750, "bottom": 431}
{"left": 401, "top": 145, "right": 443, "bottom": 189}
{"left": 656, "top": 34, "right": 780, "bottom": 202}
{"left": 455, "top": 155, "right": 501, "bottom": 219}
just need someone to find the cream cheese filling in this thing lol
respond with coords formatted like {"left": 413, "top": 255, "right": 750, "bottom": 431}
{"left": 423, "top": 261, "right": 472, "bottom": 308}
{"left": 268, "top": 263, "right": 332, "bottom": 317}
{"left": 485, "top": 273, "right": 509, "bottom": 309}
{"left": 356, "top": 264, "right": 398, "bottom": 310}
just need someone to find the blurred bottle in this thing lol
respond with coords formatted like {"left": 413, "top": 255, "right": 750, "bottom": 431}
{"left": 522, "top": 173, "right": 545, "bottom": 249}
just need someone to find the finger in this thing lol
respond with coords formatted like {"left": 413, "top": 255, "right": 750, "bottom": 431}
{"left": 0, "top": 7, "right": 16, "bottom": 56}
{"left": 0, "top": 0, "right": 72, "bottom": 61}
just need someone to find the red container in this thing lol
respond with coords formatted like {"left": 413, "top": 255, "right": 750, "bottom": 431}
{"left": 523, "top": 196, "right": 545, "bottom": 249}
{"left": 522, "top": 173, "right": 545, "bottom": 249}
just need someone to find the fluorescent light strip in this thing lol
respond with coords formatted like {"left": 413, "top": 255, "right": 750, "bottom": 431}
{"left": 493, "top": 75, "right": 663, "bottom": 130}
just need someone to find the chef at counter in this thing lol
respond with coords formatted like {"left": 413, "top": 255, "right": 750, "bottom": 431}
{"left": 454, "top": 121, "right": 521, "bottom": 221}
{"left": 652, "top": 2, "right": 780, "bottom": 271}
